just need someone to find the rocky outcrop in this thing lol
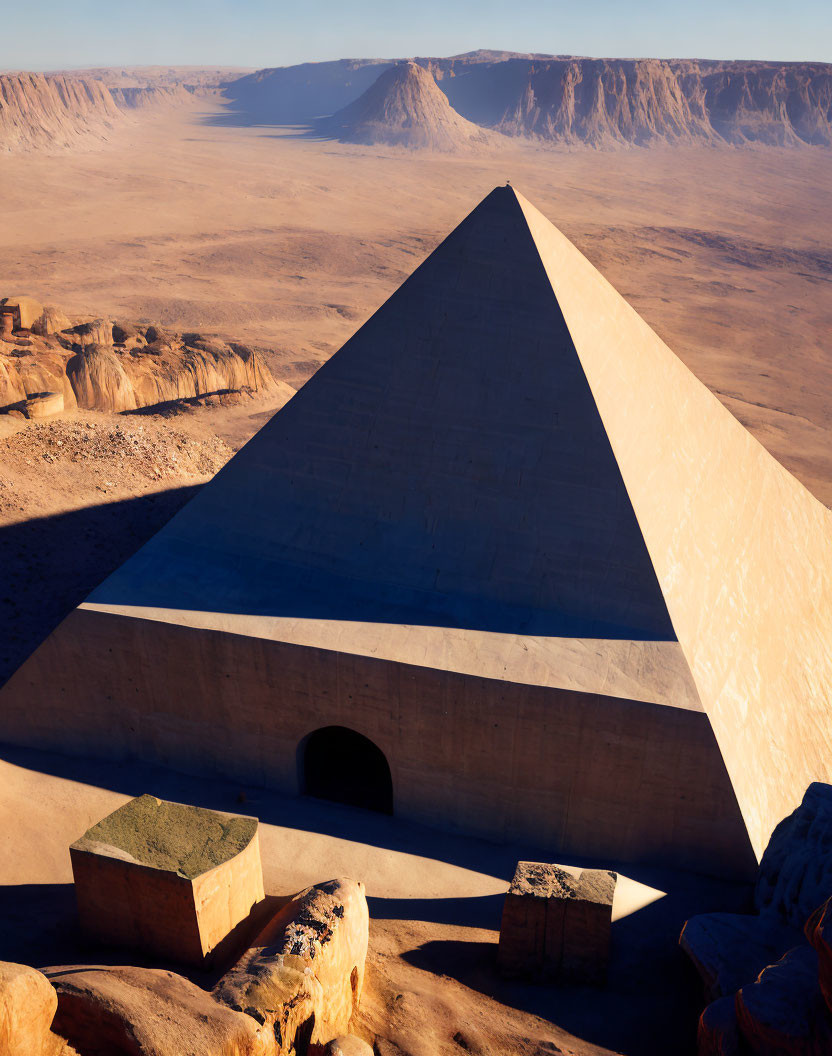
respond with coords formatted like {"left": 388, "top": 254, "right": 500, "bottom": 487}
{"left": 109, "top": 83, "right": 196, "bottom": 109}
{"left": 324, "top": 62, "right": 496, "bottom": 151}
{"left": 214, "top": 878, "right": 369, "bottom": 1055}
{"left": 682, "top": 783, "right": 832, "bottom": 1002}
{"left": 806, "top": 898, "right": 832, "bottom": 1015}
{"left": 45, "top": 965, "right": 274, "bottom": 1056}
{"left": 0, "top": 961, "right": 76, "bottom": 1056}
{"left": 681, "top": 911, "right": 798, "bottom": 1001}
{"left": 734, "top": 945, "right": 832, "bottom": 1054}
{"left": 323, "top": 1037, "right": 374, "bottom": 1056}
{"left": 0, "top": 302, "right": 278, "bottom": 414}
{"left": 32, "top": 306, "right": 71, "bottom": 337}
{"left": 687, "top": 785, "right": 832, "bottom": 1055}
{"left": 0, "top": 74, "right": 125, "bottom": 153}
{"left": 67, "top": 345, "right": 137, "bottom": 412}
{"left": 698, "top": 995, "right": 742, "bottom": 1056}
{"left": 755, "top": 782, "right": 832, "bottom": 925}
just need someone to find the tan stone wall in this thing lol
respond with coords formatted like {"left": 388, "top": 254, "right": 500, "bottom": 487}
{"left": 2, "top": 607, "right": 754, "bottom": 877}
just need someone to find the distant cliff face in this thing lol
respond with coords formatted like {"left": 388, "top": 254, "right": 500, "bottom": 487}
{"left": 0, "top": 73, "right": 125, "bottom": 152}
{"left": 0, "top": 73, "right": 203, "bottom": 152}
{"left": 226, "top": 53, "right": 832, "bottom": 148}
{"left": 464, "top": 58, "right": 832, "bottom": 147}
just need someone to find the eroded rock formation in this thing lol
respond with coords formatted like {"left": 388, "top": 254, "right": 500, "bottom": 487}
{"left": 45, "top": 965, "right": 274, "bottom": 1056}
{"left": 478, "top": 59, "right": 832, "bottom": 147}
{"left": 0, "top": 74, "right": 124, "bottom": 152}
{"left": 214, "top": 878, "right": 369, "bottom": 1055}
{"left": 686, "top": 785, "right": 832, "bottom": 1054}
{"left": 0, "top": 302, "right": 277, "bottom": 414}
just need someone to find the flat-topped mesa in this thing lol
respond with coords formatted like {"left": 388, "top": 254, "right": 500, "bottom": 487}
{"left": 323, "top": 61, "right": 496, "bottom": 151}
{"left": 70, "top": 795, "right": 265, "bottom": 965}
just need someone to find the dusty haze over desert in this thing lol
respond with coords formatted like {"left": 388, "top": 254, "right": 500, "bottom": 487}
{"left": 1, "top": 12, "right": 832, "bottom": 1056}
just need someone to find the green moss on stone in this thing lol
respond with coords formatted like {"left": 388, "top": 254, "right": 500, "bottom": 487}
{"left": 77, "top": 794, "right": 257, "bottom": 879}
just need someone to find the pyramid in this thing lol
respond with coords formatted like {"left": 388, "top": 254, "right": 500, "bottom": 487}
{"left": 4, "top": 187, "right": 832, "bottom": 877}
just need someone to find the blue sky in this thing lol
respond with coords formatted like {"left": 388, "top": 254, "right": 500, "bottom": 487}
{"left": 2, "top": 0, "right": 829, "bottom": 70}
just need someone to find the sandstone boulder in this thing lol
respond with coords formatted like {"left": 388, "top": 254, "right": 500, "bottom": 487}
{"left": 144, "top": 325, "right": 175, "bottom": 347}
{"left": 680, "top": 912, "right": 797, "bottom": 1001}
{"left": 214, "top": 878, "right": 369, "bottom": 1055}
{"left": 45, "top": 965, "right": 274, "bottom": 1056}
{"left": 755, "top": 784, "right": 832, "bottom": 928}
{"left": 67, "top": 344, "right": 137, "bottom": 412}
{"left": 323, "top": 1036, "right": 374, "bottom": 1056}
{"left": 734, "top": 944, "right": 832, "bottom": 1054}
{"left": 71, "top": 794, "right": 265, "bottom": 967}
{"left": 698, "top": 994, "right": 742, "bottom": 1056}
{"left": 25, "top": 391, "right": 64, "bottom": 418}
{"left": 72, "top": 319, "right": 113, "bottom": 347}
{"left": 112, "top": 321, "right": 143, "bottom": 345}
{"left": 0, "top": 961, "right": 76, "bottom": 1056}
{"left": 682, "top": 783, "right": 832, "bottom": 1001}
{"left": 32, "top": 306, "right": 71, "bottom": 337}
{"left": 805, "top": 896, "right": 832, "bottom": 1015}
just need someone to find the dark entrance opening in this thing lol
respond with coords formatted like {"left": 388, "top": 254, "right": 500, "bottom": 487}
{"left": 302, "top": 726, "right": 393, "bottom": 814}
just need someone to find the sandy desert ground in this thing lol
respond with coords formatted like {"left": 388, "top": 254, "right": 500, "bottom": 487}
{"left": 1, "top": 91, "right": 831, "bottom": 1055}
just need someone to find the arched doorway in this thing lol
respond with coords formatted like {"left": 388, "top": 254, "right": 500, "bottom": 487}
{"left": 301, "top": 726, "right": 393, "bottom": 814}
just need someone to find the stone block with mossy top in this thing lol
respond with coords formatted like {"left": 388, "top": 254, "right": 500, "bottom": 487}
{"left": 70, "top": 794, "right": 265, "bottom": 966}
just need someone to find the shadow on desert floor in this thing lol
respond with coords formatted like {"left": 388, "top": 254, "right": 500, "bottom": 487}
{"left": 0, "top": 486, "right": 202, "bottom": 689}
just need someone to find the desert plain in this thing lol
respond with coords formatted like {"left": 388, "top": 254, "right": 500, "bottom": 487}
{"left": 1, "top": 71, "right": 831, "bottom": 1056}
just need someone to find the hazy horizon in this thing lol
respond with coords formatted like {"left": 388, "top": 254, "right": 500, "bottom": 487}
{"left": 3, "top": 0, "right": 830, "bottom": 70}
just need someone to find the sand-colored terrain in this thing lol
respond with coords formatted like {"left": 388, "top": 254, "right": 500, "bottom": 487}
{"left": 1, "top": 95, "right": 830, "bottom": 495}
{"left": 0, "top": 86, "right": 830, "bottom": 1055}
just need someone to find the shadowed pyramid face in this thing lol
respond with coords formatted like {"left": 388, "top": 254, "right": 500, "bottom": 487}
{"left": 88, "top": 187, "right": 676, "bottom": 642}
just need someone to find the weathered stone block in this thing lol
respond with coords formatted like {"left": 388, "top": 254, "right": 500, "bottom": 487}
{"left": 213, "top": 878, "right": 369, "bottom": 1055}
{"left": 70, "top": 794, "right": 265, "bottom": 966}
{"left": 498, "top": 861, "right": 616, "bottom": 984}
